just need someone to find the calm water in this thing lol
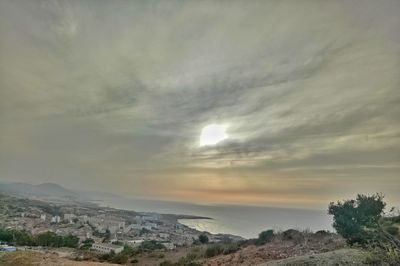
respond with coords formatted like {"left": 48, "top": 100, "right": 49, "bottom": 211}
{"left": 93, "top": 194, "right": 333, "bottom": 239}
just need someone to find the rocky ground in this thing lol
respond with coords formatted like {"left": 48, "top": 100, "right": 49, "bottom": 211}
{"left": 261, "top": 249, "right": 369, "bottom": 266}
{"left": 201, "top": 230, "right": 347, "bottom": 266}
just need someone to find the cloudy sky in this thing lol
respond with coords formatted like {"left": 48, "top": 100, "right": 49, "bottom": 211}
{"left": 1, "top": 0, "right": 399, "bottom": 208}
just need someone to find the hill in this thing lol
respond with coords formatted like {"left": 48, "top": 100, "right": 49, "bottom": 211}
{"left": 0, "top": 182, "right": 81, "bottom": 201}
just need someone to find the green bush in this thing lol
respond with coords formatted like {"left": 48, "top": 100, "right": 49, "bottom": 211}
{"left": 198, "top": 234, "right": 209, "bottom": 244}
{"left": 328, "top": 193, "right": 386, "bottom": 244}
{"left": 255, "top": 229, "right": 274, "bottom": 245}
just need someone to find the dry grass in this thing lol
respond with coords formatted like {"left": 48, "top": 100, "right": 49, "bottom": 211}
{"left": 0, "top": 251, "right": 118, "bottom": 266}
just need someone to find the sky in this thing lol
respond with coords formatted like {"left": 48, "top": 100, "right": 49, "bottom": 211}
{"left": 0, "top": 0, "right": 399, "bottom": 209}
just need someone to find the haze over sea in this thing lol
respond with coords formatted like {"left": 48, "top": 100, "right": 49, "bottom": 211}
{"left": 95, "top": 195, "right": 333, "bottom": 239}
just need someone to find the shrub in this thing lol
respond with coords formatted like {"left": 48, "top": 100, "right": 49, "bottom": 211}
{"left": 282, "top": 229, "right": 304, "bottom": 244}
{"left": 384, "top": 225, "right": 399, "bottom": 236}
{"left": 255, "top": 229, "right": 274, "bottom": 245}
{"left": 159, "top": 260, "right": 176, "bottom": 266}
{"left": 139, "top": 240, "right": 164, "bottom": 251}
{"left": 205, "top": 244, "right": 224, "bottom": 258}
{"left": 364, "top": 244, "right": 400, "bottom": 266}
{"left": 315, "top": 230, "right": 330, "bottom": 236}
{"left": 198, "top": 234, "right": 209, "bottom": 244}
{"left": 139, "top": 228, "right": 151, "bottom": 236}
{"left": 111, "top": 253, "right": 129, "bottom": 264}
{"left": 222, "top": 243, "right": 240, "bottom": 254}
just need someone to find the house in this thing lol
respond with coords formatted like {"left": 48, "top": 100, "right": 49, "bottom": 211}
{"left": 40, "top": 214, "right": 46, "bottom": 221}
{"left": 126, "top": 239, "right": 144, "bottom": 247}
{"left": 92, "top": 243, "right": 124, "bottom": 254}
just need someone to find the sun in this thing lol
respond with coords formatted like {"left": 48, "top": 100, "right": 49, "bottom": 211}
{"left": 199, "top": 124, "right": 228, "bottom": 147}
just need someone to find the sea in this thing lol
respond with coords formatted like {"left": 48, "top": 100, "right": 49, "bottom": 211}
{"left": 93, "top": 195, "right": 333, "bottom": 239}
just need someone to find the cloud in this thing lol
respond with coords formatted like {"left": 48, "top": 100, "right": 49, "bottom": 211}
{"left": 0, "top": 0, "right": 399, "bottom": 207}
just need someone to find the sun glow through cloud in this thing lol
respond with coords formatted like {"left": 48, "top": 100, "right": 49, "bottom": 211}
{"left": 199, "top": 124, "right": 229, "bottom": 147}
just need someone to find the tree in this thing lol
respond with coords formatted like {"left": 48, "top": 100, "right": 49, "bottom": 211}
{"left": 198, "top": 234, "right": 209, "bottom": 244}
{"left": 328, "top": 193, "right": 386, "bottom": 244}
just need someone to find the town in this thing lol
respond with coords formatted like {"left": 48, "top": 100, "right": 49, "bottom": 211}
{"left": 0, "top": 193, "right": 241, "bottom": 256}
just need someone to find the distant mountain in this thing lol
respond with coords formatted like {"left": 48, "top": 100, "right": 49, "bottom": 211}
{"left": 0, "top": 182, "right": 81, "bottom": 200}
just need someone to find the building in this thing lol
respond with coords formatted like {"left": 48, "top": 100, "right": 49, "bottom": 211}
{"left": 123, "top": 223, "right": 141, "bottom": 233}
{"left": 161, "top": 242, "right": 175, "bottom": 250}
{"left": 40, "top": 214, "right": 46, "bottom": 221}
{"left": 88, "top": 217, "right": 125, "bottom": 232}
{"left": 159, "top": 233, "right": 170, "bottom": 239}
{"left": 51, "top": 215, "right": 61, "bottom": 223}
{"left": 142, "top": 214, "right": 160, "bottom": 221}
{"left": 92, "top": 243, "right": 124, "bottom": 254}
{"left": 126, "top": 239, "right": 144, "bottom": 247}
{"left": 0, "top": 245, "right": 17, "bottom": 252}
{"left": 144, "top": 222, "right": 158, "bottom": 229}
{"left": 63, "top": 213, "right": 76, "bottom": 222}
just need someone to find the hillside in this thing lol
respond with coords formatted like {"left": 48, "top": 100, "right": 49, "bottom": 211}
{"left": 200, "top": 230, "right": 346, "bottom": 266}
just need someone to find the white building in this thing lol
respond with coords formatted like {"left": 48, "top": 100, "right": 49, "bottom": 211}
{"left": 159, "top": 233, "right": 170, "bottom": 239}
{"left": 144, "top": 222, "right": 158, "bottom": 229}
{"left": 88, "top": 217, "right": 125, "bottom": 232}
{"left": 123, "top": 223, "right": 141, "bottom": 233}
{"left": 126, "top": 239, "right": 144, "bottom": 247}
{"left": 142, "top": 214, "right": 160, "bottom": 222}
{"left": 51, "top": 215, "right": 61, "bottom": 223}
{"left": 140, "top": 225, "right": 153, "bottom": 231}
{"left": 92, "top": 243, "right": 124, "bottom": 254}
{"left": 63, "top": 213, "right": 76, "bottom": 222}
{"left": 40, "top": 214, "right": 46, "bottom": 221}
{"left": 162, "top": 242, "right": 175, "bottom": 250}
{"left": 80, "top": 215, "right": 89, "bottom": 222}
